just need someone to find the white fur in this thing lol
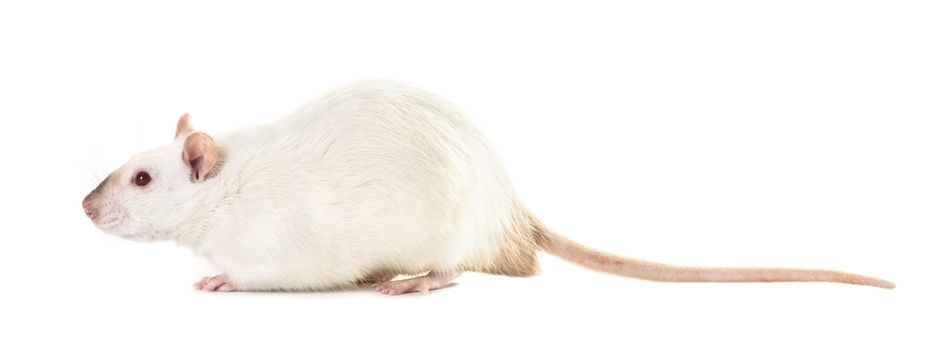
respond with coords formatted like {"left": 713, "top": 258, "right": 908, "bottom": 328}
{"left": 95, "top": 81, "right": 525, "bottom": 291}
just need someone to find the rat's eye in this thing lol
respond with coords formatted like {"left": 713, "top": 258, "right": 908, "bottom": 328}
{"left": 133, "top": 171, "right": 151, "bottom": 187}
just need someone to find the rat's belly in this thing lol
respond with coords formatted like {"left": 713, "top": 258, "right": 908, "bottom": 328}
{"left": 199, "top": 204, "right": 475, "bottom": 291}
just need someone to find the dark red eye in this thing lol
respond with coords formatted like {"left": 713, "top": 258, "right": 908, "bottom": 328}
{"left": 134, "top": 171, "right": 151, "bottom": 187}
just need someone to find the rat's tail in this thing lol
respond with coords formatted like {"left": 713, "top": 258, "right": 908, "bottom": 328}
{"left": 535, "top": 225, "right": 895, "bottom": 289}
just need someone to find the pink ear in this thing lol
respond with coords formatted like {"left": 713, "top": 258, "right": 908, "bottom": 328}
{"left": 182, "top": 132, "right": 217, "bottom": 182}
{"left": 175, "top": 113, "right": 193, "bottom": 140}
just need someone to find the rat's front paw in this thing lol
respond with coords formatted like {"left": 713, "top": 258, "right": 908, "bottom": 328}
{"left": 193, "top": 274, "right": 235, "bottom": 292}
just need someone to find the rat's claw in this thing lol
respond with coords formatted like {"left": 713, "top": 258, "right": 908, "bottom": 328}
{"left": 193, "top": 276, "right": 211, "bottom": 289}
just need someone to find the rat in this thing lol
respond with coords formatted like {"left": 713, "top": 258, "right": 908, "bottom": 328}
{"left": 81, "top": 80, "right": 895, "bottom": 294}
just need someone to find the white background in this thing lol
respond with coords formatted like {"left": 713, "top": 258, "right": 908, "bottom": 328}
{"left": 0, "top": 1, "right": 934, "bottom": 349}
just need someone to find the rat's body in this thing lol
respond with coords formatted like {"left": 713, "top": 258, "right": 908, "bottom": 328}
{"left": 179, "top": 81, "right": 540, "bottom": 291}
{"left": 82, "top": 80, "right": 894, "bottom": 293}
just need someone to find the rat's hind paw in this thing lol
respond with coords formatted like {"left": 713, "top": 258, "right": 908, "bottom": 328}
{"left": 373, "top": 270, "right": 459, "bottom": 295}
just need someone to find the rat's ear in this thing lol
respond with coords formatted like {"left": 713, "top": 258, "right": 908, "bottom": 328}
{"left": 175, "top": 113, "right": 193, "bottom": 140}
{"left": 182, "top": 132, "right": 217, "bottom": 182}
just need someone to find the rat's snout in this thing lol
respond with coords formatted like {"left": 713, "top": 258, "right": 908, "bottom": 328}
{"left": 82, "top": 197, "right": 97, "bottom": 220}
{"left": 83, "top": 175, "right": 111, "bottom": 222}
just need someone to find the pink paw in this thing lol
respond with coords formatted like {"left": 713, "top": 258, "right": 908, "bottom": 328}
{"left": 373, "top": 278, "right": 430, "bottom": 295}
{"left": 194, "top": 274, "right": 235, "bottom": 292}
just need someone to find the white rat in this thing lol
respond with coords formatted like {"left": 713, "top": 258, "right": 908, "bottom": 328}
{"left": 81, "top": 80, "right": 894, "bottom": 294}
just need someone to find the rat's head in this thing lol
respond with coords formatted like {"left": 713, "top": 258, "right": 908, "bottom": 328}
{"left": 82, "top": 114, "right": 220, "bottom": 241}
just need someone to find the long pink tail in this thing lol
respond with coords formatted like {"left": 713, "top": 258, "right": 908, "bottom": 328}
{"left": 538, "top": 229, "right": 895, "bottom": 289}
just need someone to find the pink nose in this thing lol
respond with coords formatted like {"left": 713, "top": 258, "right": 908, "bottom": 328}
{"left": 83, "top": 202, "right": 96, "bottom": 219}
